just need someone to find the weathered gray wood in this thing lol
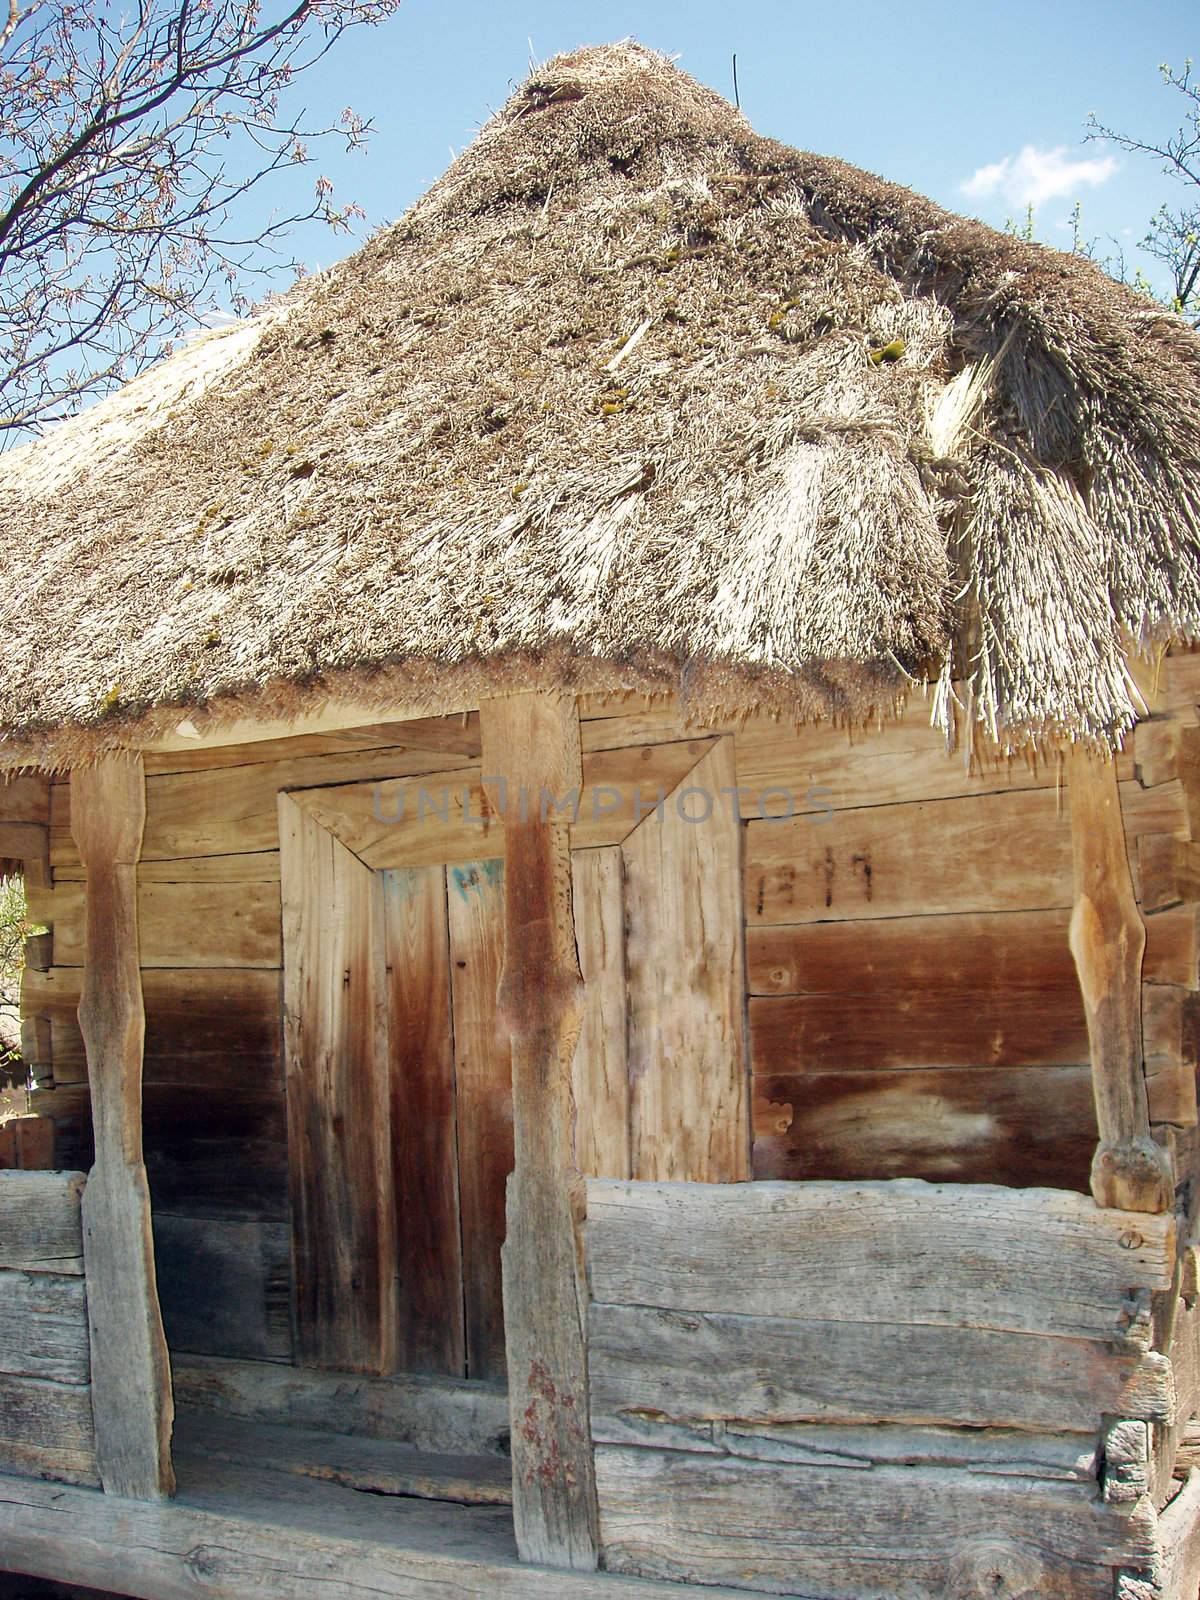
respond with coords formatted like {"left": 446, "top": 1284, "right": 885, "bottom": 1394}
{"left": 594, "top": 1445, "right": 1152, "bottom": 1600}
{"left": 0, "top": 1171, "right": 85, "bottom": 1273}
{"left": 0, "top": 1457, "right": 760, "bottom": 1600}
{"left": 171, "top": 1354, "right": 512, "bottom": 1458}
{"left": 0, "top": 1270, "right": 89, "bottom": 1384}
{"left": 584, "top": 1179, "right": 1175, "bottom": 1340}
{"left": 153, "top": 1215, "right": 292, "bottom": 1363}
{"left": 480, "top": 692, "right": 599, "bottom": 1571}
{"left": 1155, "top": 1467, "right": 1200, "bottom": 1600}
{"left": 0, "top": 1375, "right": 98, "bottom": 1486}
{"left": 587, "top": 1301, "right": 1174, "bottom": 1435}
{"left": 71, "top": 755, "right": 175, "bottom": 1500}
{"left": 178, "top": 1412, "right": 513, "bottom": 1506}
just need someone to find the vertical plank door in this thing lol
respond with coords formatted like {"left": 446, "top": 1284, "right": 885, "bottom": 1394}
{"left": 279, "top": 795, "right": 397, "bottom": 1373}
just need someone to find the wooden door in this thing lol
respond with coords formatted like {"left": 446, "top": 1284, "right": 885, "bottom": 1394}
{"left": 279, "top": 736, "right": 749, "bottom": 1380}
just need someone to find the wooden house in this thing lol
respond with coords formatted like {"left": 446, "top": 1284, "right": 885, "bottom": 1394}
{"left": 3, "top": 40, "right": 1200, "bottom": 1600}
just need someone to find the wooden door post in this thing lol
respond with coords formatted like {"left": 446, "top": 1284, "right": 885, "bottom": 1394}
{"left": 1067, "top": 746, "right": 1174, "bottom": 1214}
{"left": 480, "top": 693, "right": 599, "bottom": 1570}
{"left": 71, "top": 757, "right": 175, "bottom": 1499}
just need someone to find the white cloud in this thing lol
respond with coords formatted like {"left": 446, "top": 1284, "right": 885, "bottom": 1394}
{"left": 961, "top": 144, "right": 1118, "bottom": 210}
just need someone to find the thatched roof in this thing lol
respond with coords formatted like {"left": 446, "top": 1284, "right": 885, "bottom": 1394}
{"left": 2, "top": 40, "right": 1200, "bottom": 769}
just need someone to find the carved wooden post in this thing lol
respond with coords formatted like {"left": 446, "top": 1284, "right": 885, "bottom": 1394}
{"left": 480, "top": 693, "right": 598, "bottom": 1570}
{"left": 1067, "top": 745, "right": 1173, "bottom": 1214}
{"left": 71, "top": 757, "right": 175, "bottom": 1499}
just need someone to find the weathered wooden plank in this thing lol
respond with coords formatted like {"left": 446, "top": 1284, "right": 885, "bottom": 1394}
{"left": 624, "top": 740, "right": 749, "bottom": 1183}
{"left": 55, "top": 849, "right": 281, "bottom": 883}
{"left": 0, "top": 1375, "right": 98, "bottom": 1486}
{"left": 1068, "top": 747, "right": 1174, "bottom": 1213}
{"left": 0, "top": 1171, "right": 85, "bottom": 1267}
{"left": 0, "top": 774, "right": 49, "bottom": 825}
{"left": 594, "top": 1446, "right": 1150, "bottom": 1599}
{"left": 1139, "top": 833, "right": 1200, "bottom": 914}
{"left": 0, "top": 1115, "right": 54, "bottom": 1171}
{"left": 446, "top": 858, "right": 510, "bottom": 1385}
{"left": 142, "top": 1086, "right": 288, "bottom": 1219}
{"left": 50, "top": 878, "right": 282, "bottom": 968}
{"left": 171, "top": 1354, "right": 511, "bottom": 1458}
{"left": 24, "top": 966, "right": 282, "bottom": 1089}
{"left": 178, "top": 1412, "right": 513, "bottom": 1506}
{"left": 751, "top": 1065, "right": 1097, "bottom": 1188}
{"left": 293, "top": 742, "right": 717, "bottom": 871}
{"left": 0, "top": 1270, "right": 89, "bottom": 1384}
{"left": 0, "top": 1457, "right": 764, "bottom": 1600}
{"left": 143, "top": 713, "right": 482, "bottom": 776}
{"left": 71, "top": 756, "right": 175, "bottom": 1500}
{"left": 51, "top": 741, "right": 480, "bottom": 867}
{"left": 480, "top": 692, "right": 599, "bottom": 1572}
{"left": 585, "top": 1179, "right": 1175, "bottom": 1340}
{"left": 571, "top": 846, "right": 630, "bottom": 1180}
{"left": 383, "top": 865, "right": 465, "bottom": 1378}
{"left": 279, "top": 796, "right": 396, "bottom": 1375}
{"left": 1156, "top": 1466, "right": 1200, "bottom": 1600}
{"left": 153, "top": 1215, "right": 292, "bottom": 1363}
{"left": 587, "top": 1300, "right": 1173, "bottom": 1436}
{"left": 745, "top": 779, "right": 1185, "bottom": 926}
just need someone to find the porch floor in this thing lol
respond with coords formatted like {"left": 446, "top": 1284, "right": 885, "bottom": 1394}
{"left": 0, "top": 1413, "right": 748, "bottom": 1600}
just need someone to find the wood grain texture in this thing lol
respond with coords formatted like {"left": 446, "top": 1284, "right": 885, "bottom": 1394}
{"left": 624, "top": 739, "right": 749, "bottom": 1182}
{"left": 279, "top": 795, "right": 396, "bottom": 1375}
{"left": 751, "top": 1065, "right": 1097, "bottom": 1188}
{"left": 589, "top": 1299, "right": 1173, "bottom": 1436}
{"left": 71, "top": 756, "right": 175, "bottom": 1501}
{"left": 1067, "top": 748, "right": 1174, "bottom": 1213}
{"left": 745, "top": 779, "right": 1185, "bottom": 926}
{"left": 584, "top": 1179, "right": 1175, "bottom": 1340}
{"left": 594, "top": 1445, "right": 1150, "bottom": 1599}
{"left": 0, "top": 1171, "right": 85, "bottom": 1273}
{"left": 0, "top": 1457, "right": 762, "bottom": 1600}
{"left": 446, "top": 858, "right": 510, "bottom": 1385}
{"left": 171, "top": 1353, "right": 512, "bottom": 1458}
{"left": 480, "top": 693, "right": 599, "bottom": 1572}
{"left": 0, "top": 1271, "right": 90, "bottom": 1384}
{"left": 49, "top": 877, "right": 282, "bottom": 968}
{"left": 383, "top": 865, "right": 465, "bottom": 1378}
{"left": 0, "top": 1375, "right": 99, "bottom": 1487}
{"left": 571, "top": 846, "right": 630, "bottom": 1180}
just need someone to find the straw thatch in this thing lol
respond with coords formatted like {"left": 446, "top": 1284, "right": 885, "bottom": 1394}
{"left": 1, "top": 40, "right": 1199, "bottom": 769}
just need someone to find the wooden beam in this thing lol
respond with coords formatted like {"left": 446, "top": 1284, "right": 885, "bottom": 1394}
{"left": 1066, "top": 747, "right": 1174, "bottom": 1213}
{"left": 479, "top": 693, "right": 599, "bottom": 1572}
{"left": 70, "top": 757, "right": 175, "bottom": 1498}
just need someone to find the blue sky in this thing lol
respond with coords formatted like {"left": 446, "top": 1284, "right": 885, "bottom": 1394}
{"left": 269, "top": 0, "right": 1196, "bottom": 297}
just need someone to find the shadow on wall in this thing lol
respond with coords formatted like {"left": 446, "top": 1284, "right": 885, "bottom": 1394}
{"left": 0, "top": 1579, "right": 130, "bottom": 1599}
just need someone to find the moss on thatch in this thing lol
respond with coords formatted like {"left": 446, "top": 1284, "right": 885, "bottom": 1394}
{"left": 1, "top": 40, "right": 1199, "bottom": 768}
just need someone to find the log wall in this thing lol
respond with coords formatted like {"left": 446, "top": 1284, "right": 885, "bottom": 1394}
{"left": 0, "top": 1170, "right": 98, "bottom": 1486}
{"left": 583, "top": 1176, "right": 1178, "bottom": 1599}
{"left": 19, "top": 666, "right": 1200, "bottom": 1378}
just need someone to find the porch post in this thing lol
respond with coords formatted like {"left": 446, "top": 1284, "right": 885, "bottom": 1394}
{"left": 479, "top": 692, "right": 599, "bottom": 1571}
{"left": 71, "top": 756, "right": 175, "bottom": 1498}
{"left": 1067, "top": 745, "right": 1174, "bottom": 1214}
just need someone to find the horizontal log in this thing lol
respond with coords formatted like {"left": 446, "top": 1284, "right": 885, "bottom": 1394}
{"left": 0, "top": 776, "right": 49, "bottom": 826}
{"left": 24, "top": 966, "right": 282, "bottom": 1088}
{"left": 154, "top": 1215, "right": 292, "bottom": 1363}
{"left": 751, "top": 1065, "right": 1096, "bottom": 1188}
{"left": 594, "top": 1446, "right": 1151, "bottom": 1599}
{"left": 0, "top": 1374, "right": 98, "bottom": 1486}
{"left": 745, "top": 780, "right": 1185, "bottom": 926}
{"left": 49, "top": 737, "right": 480, "bottom": 866}
{"left": 143, "top": 712, "right": 482, "bottom": 776}
{"left": 1139, "top": 834, "right": 1200, "bottom": 914}
{"left": 0, "top": 1172, "right": 85, "bottom": 1273}
{"left": 143, "top": 1088, "right": 289, "bottom": 1219}
{"left": 171, "top": 1354, "right": 512, "bottom": 1458}
{"left": 588, "top": 1301, "right": 1173, "bottom": 1434}
{"left": 584, "top": 1179, "right": 1175, "bottom": 1340}
{"left": 49, "top": 879, "right": 282, "bottom": 968}
{"left": 0, "top": 1456, "right": 759, "bottom": 1600}
{"left": 54, "top": 849, "right": 281, "bottom": 884}
{"left": 0, "top": 1271, "right": 89, "bottom": 1384}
